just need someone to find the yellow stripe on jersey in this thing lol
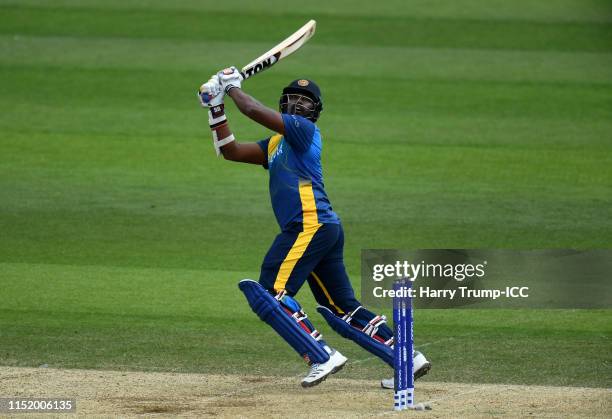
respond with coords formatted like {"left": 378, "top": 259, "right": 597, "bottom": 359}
{"left": 311, "top": 271, "right": 345, "bottom": 314}
{"left": 268, "top": 134, "right": 282, "bottom": 159}
{"left": 273, "top": 180, "right": 322, "bottom": 292}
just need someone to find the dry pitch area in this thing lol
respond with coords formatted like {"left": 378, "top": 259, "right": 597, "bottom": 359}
{"left": 1, "top": 367, "right": 610, "bottom": 418}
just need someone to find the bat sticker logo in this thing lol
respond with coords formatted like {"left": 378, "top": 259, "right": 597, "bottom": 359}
{"left": 243, "top": 53, "right": 281, "bottom": 78}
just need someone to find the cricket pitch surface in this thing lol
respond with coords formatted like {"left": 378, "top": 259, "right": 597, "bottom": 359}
{"left": 1, "top": 367, "right": 610, "bottom": 417}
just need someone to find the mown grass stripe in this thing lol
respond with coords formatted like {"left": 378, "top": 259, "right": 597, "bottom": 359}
{"left": 1, "top": 5, "right": 611, "bottom": 51}
{"left": 2, "top": 35, "right": 612, "bottom": 85}
{"left": 2, "top": 0, "right": 612, "bottom": 23}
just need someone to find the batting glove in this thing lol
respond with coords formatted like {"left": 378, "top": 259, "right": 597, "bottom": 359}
{"left": 217, "top": 66, "right": 242, "bottom": 94}
{"left": 198, "top": 75, "right": 224, "bottom": 108}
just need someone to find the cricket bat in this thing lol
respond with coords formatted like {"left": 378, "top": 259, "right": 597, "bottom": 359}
{"left": 239, "top": 20, "right": 316, "bottom": 81}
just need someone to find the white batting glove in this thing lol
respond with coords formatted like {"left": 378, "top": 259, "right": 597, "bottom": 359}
{"left": 198, "top": 75, "right": 224, "bottom": 108}
{"left": 217, "top": 66, "right": 242, "bottom": 94}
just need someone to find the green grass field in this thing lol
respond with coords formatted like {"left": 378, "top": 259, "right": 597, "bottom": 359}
{"left": 1, "top": 0, "right": 611, "bottom": 389}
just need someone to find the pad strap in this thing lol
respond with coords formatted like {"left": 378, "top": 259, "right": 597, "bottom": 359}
{"left": 343, "top": 306, "right": 389, "bottom": 340}
{"left": 278, "top": 294, "right": 325, "bottom": 343}
{"left": 363, "top": 315, "right": 388, "bottom": 338}
{"left": 341, "top": 306, "right": 363, "bottom": 323}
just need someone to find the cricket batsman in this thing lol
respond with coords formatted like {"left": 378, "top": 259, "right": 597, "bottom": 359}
{"left": 198, "top": 68, "right": 431, "bottom": 387}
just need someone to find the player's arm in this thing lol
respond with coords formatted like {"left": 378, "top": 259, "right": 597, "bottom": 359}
{"left": 214, "top": 123, "right": 266, "bottom": 164}
{"left": 228, "top": 88, "right": 285, "bottom": 135}
{"left": 218, "top": 67, "right": 285, "bottom": 135}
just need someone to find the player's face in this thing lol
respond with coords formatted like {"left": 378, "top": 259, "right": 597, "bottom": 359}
{"left": 279, "top": 93, "right": 316, "bottom": 119}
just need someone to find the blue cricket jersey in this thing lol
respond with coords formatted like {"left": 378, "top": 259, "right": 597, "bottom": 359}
{"left": 257, "top": 114, "right": 339, "bottom": 231}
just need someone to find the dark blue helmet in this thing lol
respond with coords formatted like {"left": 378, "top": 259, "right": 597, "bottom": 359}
{"left": 279, "top": 79, "right": 323, "bottom": 122}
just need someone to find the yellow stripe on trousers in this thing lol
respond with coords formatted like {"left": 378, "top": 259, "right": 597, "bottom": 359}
{"left": 311, "top": 271, "right": 345, "bottom": 314}
{"left": 273, "top": 180, "right": 322, "bottom": 292}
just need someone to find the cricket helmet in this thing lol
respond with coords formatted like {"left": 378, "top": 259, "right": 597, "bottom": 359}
{"left": 279, "top": 79, "right": 323, "bottom": 122}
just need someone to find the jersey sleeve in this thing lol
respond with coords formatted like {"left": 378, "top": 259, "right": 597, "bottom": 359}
{"left": 281, "top": 114, "right": 315, "bottom": 153}
{"left": 257, "top": 137, "right": 270, "bottom": 169}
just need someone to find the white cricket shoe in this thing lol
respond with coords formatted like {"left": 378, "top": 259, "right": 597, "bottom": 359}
{"left": 301, "top": 349, "right": 347, "bottom": 388}
{"left": 330, "top": 348, "right": 348, "bottom": 374}
{"left": 380, "top": 351, "right": 431, "bottom": 389}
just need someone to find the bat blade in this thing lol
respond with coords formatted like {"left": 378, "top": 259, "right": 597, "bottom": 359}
{"left": 240, "top": 20, "right": 316, "bottom": 81}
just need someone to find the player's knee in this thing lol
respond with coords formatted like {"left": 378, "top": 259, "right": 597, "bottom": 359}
{"left": 256, "top": 278, "right": 279, "bottom": 296}
{"left": 315, "top": 296, "right": 361, "bottom": 317}
{"left": 335, "top": 297, "right": 361, "bottom": 314}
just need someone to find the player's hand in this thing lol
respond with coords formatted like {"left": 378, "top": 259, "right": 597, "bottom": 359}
{"left": 217, "top": 66, "right": 242, "bottom": 93}
{"left": 198, "top": 75, "right": 224, "bottom": 108}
